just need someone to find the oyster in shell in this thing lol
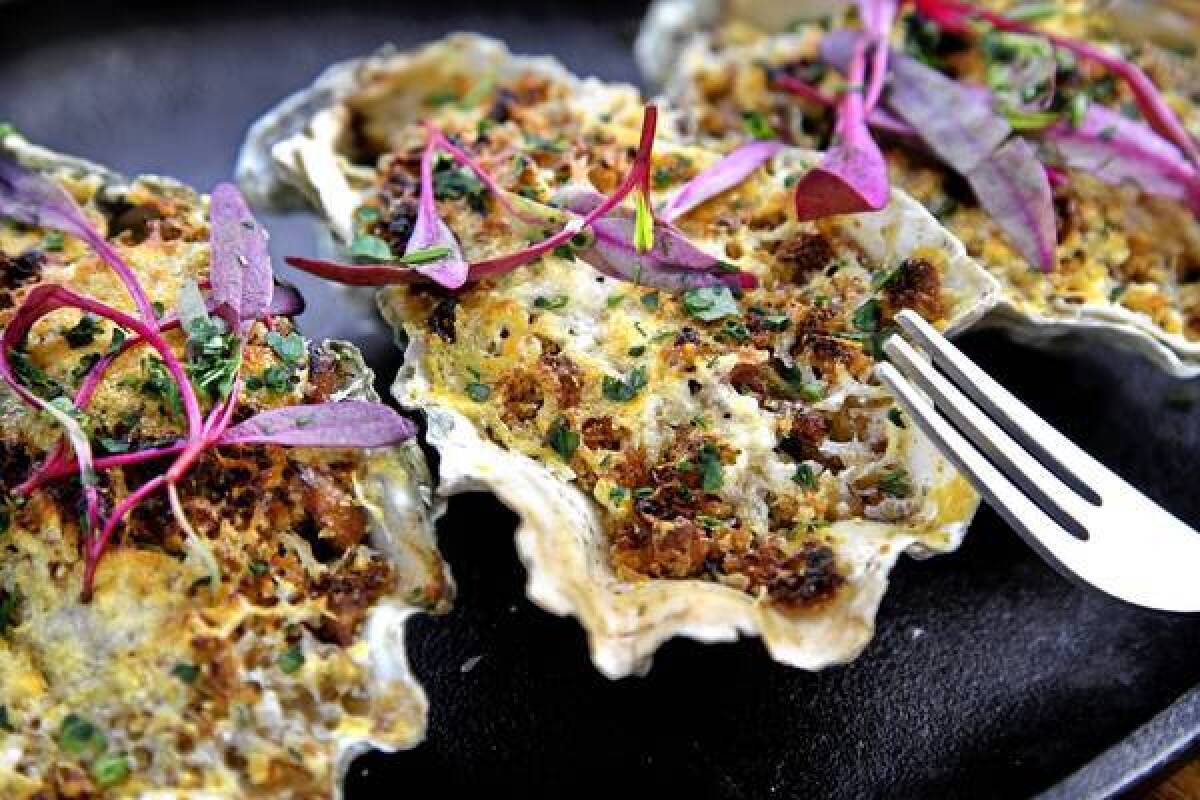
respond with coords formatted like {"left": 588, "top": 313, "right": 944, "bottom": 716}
{"left": 0, "top": 132, "right": 451, "bottom": 798}
{"left": 236, "top": 33, "right": 997, "bottom": 678}
{"left": 637, "top": 0, "right": 1200, "bottom": 377}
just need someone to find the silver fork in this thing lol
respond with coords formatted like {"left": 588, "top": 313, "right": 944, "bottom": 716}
{"left": 876, "top": 309, "right": 1200, "bottom": 613}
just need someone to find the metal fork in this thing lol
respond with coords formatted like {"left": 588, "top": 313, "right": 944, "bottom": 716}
{"left": 876, "top": 310, "right": 1200, "bottom": 613}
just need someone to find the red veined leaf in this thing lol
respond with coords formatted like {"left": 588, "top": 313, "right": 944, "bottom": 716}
{"left": 209, "top": 183, "right": 274, "bottom": 332}
{"left": 0, "top": 157, "right": 157, "bottom": 322}
{"left": 219, "top": 401, "right": 417, "bottom": 448}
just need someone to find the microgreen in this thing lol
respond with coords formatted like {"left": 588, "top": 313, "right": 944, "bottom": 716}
{"left": 683, "top": 286, "right": 739, "bottom": 321}
{"left": 545, "top": 416, "right": 580, "bottom": 460}
{"left": 0, "top": 168, "right": 417, "bottom": 601}
{"left": 286, "top": 105, "right": 760, "bottom": 292}
{"left": 602, "top": 366, "right": 648, "bottom": 403}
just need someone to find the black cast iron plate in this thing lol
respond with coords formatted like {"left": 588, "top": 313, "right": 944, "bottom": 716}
{"left": 2, "top": 1, "right": 1198, "bottom": 796}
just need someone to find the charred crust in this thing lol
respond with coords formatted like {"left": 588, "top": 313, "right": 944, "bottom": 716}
{"left": 777, "top": 232, "right": 835, "bottom": 279}
{"left": 881, "top": 257, "right": 944, "bottom": 322}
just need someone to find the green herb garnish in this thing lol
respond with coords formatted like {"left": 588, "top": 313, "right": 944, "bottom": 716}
{"left": 58, "top": 714, "right": 106, "bottom": 759}
{"left": 92, "top": 754, "right": 131, "bottom": 788}
{"left": 465, "top": 382, "right": 491, "bottom": 402}
{"left": 698, "top": 444, "right": 724, "bottom": 492}
{"left": 545, "top": 417, "right": 580, "bottom": 461}
{"left": 602, "top": 366, "right": 648, "bottom": 403}
{"left": 171, "top": 663, "right": 201, "bottom": 684}
{"left": 350, "top": 233, "right": 394, "bottom": 263}
{"left": 533, "top": 294, "right": 569, "bottom": 311}
{"left": 266, "top": 331, "right": 306, "bottom": 365}
{"left": 792, "top": 464, "right": 817, "bottom": 489}
{"left": 879, "top": 468, "right": 913, "bottom": 498}
{"left": 64, "top": 314, "right": 101, "bottom": 348}
{"left": 682, "top": 287, "right": 739, "bottom": 321}
{"left": 742, "top": 110, "right": 777, "bottom": 140}
{"left": 278, "top": 644, "right": 306, "bottom": 674}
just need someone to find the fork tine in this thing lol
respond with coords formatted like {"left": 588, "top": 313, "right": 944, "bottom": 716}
{"left": 894, "top": 310, "right": 1106, "bottom": 502}
{"left": 884, "top": 335, "right": 1092, "bottom": 540}
{"left": 875, "top": 362, "right": 1088, "bottom": 572}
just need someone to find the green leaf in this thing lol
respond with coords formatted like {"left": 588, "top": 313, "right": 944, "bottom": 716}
{"left": 423, "top": 89, "right": 460, "bottom": 107}
{"left": 0, "top": 589, "right": 17, "bottom": 635}
{"left": 879, "top": 468, "right": 912, "bottom": 498}
{"left": 852, "top": 297, "right": 881, "bottom": 333}
{"left": 602, "top": 366, "right": 648, "bottom": 403}
{"left": 278, "top": 644, "right": 305, "bottom": 674}
{"left": 606, "top": 294, "right": 625, "bottom": 308}
{"left": 248, "top": 560, "right": 269, "bottom": 576}
{"left": 350, "top": 233, "right": 395, "bottom": 264}
{"left": 465, "top": 382, "right": 491, "bottom": 402}
{"left": 266, "top": 331, "right": 306, "bottom": 365}
{"left": 742, "top": 110, "right": 777, "bottom": 140}
{"left": 640, "top": 291, "right": 660, "bottom": 311}
{"left": 608, "top": 486, "right": 628, "bottom": 505}
{"left": 627, "top": 345, "right": 646, "bottom": 357}
{"left": 888, "top": 408, "right": 906, "bottom": 428}
{"left": 171, "top": 663, "right": 201, "bottom": 684}
{"left": 41, "top": 231, "right": 65, "bottom": 252}
{"left": 792, "top": 463, "right": 817, "bottom": 489}
{"left": 259, "top": 365, "right": 292, "bottom": 393}
{"left": 545, "top": 417, "right": 580, "bottom": 461}
{"left": 400, "top": 246, "right": 452, "bottom": 265}
{"left": 682, "top": 287, "right": 739, "bottom": 321}
{"left": 698, "top": 444, "right": 723, "bottom": 492}
{"left": 58, "top": 714, "right": 106, "bottom": 759}
{"left": 92, "top": 754, "right": 131, "bottom": 789}
{"left": 533, "top": 294, "right": 569, "bottom": 311}
{"left": 64, "top": 314, "right": 101, "bottom": 348}
{"left": 633, "top": 191, "right": 654, "bottom": 254}
{"left": 97, "top": 436, "right": 131, "bottom": 454}
{"left": 0, "top": 706, "right": 13, "bottom": 732}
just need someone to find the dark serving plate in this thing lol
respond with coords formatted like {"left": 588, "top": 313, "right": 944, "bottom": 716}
{"left": 2, "top": 1, "right": 1199, "bottom": 796}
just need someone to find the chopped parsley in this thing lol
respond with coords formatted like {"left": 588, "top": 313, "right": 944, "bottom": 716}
{"left": 171, "top": 663, "right": 201, "bottom": 684}
{"left": 266, "top": 331, "right": 306, "bottom": 365}
{"left": 92, "top": 754, "right": 131, "bottom": 788}
{"left": 41, "top": 231, "right": 65, "bottom": 252}
{"left": 248, "top": 559, "right": 270, "bottom": 576}
{"left": 742, "top": 110, "right": 777, "bottom": 140}
{"left": 608, "top": 486, "right": 628, "bottom": 505}
{"left": 852, "top": 297, "right": 881, "bottom": 332}
{"left": 879, "top": 468, "right": 913, "bottom": 498}
{"left": 888, "top": 408, "right": 906, "bottom": 428}
{"left": 682, "top": 286, "right": 739, "bottom": 321}
{"left": 792, "top": 463, "right": 817, "bottom": 489}
{"left": 545, "top": 417, "right": 580, "bottom": 460}
{"left": 602, "top": 366, "right": 648, "bottom": 403}
{"left": 533, "top": 294, "right": 569, "bottom": 311}
{"left": 749, "top": 306, "right": 790, "bottom": 331}
{"left": 350, "top": 233, "right": 394, "bottom": 263}
{"left": 63, "top": 314, "right": 101, "bottom": 348}
{"left": 58, "top": 714, "right": 106, "bottom": 759}
{"left": 139, "top": 357, "right": 183, "bottom": 417}
{"left": 698, "top": 444, "right": 724, "bottom": 492}
{"left": 717, "top": 319, "right": 751, "bottom": 343}
{"left": 640, "top": 291, "right": 660, "bottom": 311}
{"left": 433, "top": 155, "right": 488, "bottom": 214}
{"left": 278, "top": 644, "right": 306, "bottom": 674}
{"left": 184, "top": 316, "right": 240, "bottom": 402}
{"left": 627, "top": 345, "right": 646, "bottom": 357}
{"left": 0, "top": 589, "right": 17, "bottom": 635}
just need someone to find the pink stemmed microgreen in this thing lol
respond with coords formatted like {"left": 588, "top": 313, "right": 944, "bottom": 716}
{"left": 914, "top": 0, "right": 1200, "bottom": 166}
{"left": 792, "top": 34, "right": 891, "bottom": 221}
{"left": 0, "top": 165, "right": 417, "bottom": 601}
{"left": 286, "top": 105, "right": 760, "bottom": 291}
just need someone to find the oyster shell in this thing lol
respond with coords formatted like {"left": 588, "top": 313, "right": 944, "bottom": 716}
{"left": 0, "top": 133, "right": 451, "bottom": 798}
{"left": 235, "top": 33, "right": 994, "bottom": 678}
{"left": 636, "top": 0, "right": 1200, "bottom": 378}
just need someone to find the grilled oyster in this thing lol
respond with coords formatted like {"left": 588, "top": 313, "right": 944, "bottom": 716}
{"left": 237, "top": 33, "right": 996, "bottom": 677}
{"left": 0, "top": 132, "right": 451, "bottom": 798}
{"left": 637, "top": 0, "right": 1200, "bottom": 376}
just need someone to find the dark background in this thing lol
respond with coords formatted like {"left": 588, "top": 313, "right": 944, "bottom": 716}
{"left": 2, "top": 1, "right": 1199, "bottom": 796}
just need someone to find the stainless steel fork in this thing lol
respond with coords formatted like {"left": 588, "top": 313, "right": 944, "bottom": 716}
{"left": 876, "top": 310, "right": 1200, "bottom": 613}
